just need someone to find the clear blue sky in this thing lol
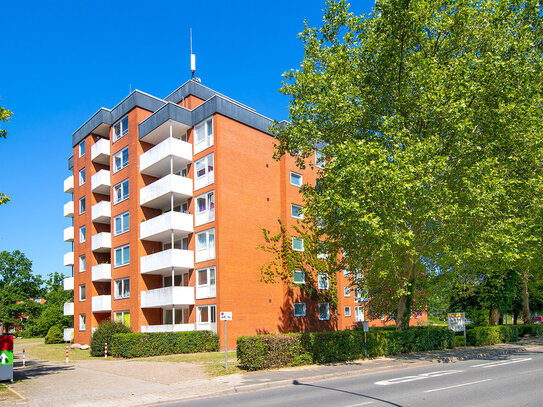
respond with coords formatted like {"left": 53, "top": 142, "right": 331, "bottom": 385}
{"left": 0, "top": 0, "right": 373, "bottom": 279}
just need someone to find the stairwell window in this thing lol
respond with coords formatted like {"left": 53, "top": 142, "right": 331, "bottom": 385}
{"left": 113, "top": 179, "right": 129, "bottom": 204}
{"left": 79, "top": 255, "right": 86, "bottom": 272}
{"left": 344, "top": 286, "right": 350, "bottom": 297}
{"left": 196, "top": 228, "right": 215, "bottom": 262}
{"left": 79, "top": 226, "right": 86, "bottom": 243}
{"left": 79, "top": 314, "right": 86, "bottom": 331}
{"left": 195, "top": 191, "right": 215, "bottom": 226}
{"left": 79, "top": 284, "right": 86, "bottom": 301}
{"left": 293, "top": 270, "right": 305, "bottom": 284}
{"left": 114, "top": 278, "right": 130, "bottom": 299}
{"left": 291, "top": 204, "right": 303, "bottom": 219}
{"left": 194, "top": 154, "right": 214, "bottom": 190}
{"left": 319, "top": 303, "right": 330, "bottom": 320}
{"left": 114, "top": 244, "right": 130, "bottom": 267}
{"left": 292, "top": 237, "right": 304, "bottom": 251}
{"left": 79, "top": 197, "right": 86, "bottom": 214}
{"left": 113, "top": 146, "right": 129, "bottom": 173}
{"left": 79, "top": 168, "right": 86, "bottom": 185}
{"left": 79, "top": 140, "right": 85, "bottom": 157}
{"left": 194, "top": 117, "right": 213, "bottom": 154}
{"left": 345, "top": 306, "right": 351, "bottom": 317}
{"left": 294, "top": 303, "right": 306, "bottom": 317}
{"left": 290, "top": 171, "right": 302, "bottom": 187}
{"left": 113, "top": 116, "right": 129, "bottom": 142}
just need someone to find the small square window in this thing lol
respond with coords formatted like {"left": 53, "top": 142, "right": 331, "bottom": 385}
{"left": 294, "top": 303, "right": 306, "bottom": 317}
{"left": 79, "top": 197, "right": 86, "bottom": 214}
{"left": 79, "top": 141, "right": 85, "bottom": 157}
{"left": 293, "top": 270, "right": 305, "bottom": 284}
{"left": 292, "top": 237, "right": 304, "bottom": 251}
{"left": 79, "top": 226, "right": 86, "bottom": 243}
{"left": 318, "top": 273, "right": 329, "bottom": 290}
{"left": 79, "top": 168, "right": 86, "bottom": 186}
{"left": 291, "top": 204, "right": 303, "bottom": 219}
{"left": 344, "top": 286, "right": 350, "bottom": 297}
{"left": 319, "top": 303, "right": 330, "bottom": 320}
{"left": 345, "top": 306, "right": 351, "bottom": 317}
{"left": 290, "top": 171, "right": 302, "bottom": 187}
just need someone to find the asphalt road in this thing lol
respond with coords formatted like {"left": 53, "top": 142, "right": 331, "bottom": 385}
{"left": 166, "top": 347, "right": 543, "bottom": 407}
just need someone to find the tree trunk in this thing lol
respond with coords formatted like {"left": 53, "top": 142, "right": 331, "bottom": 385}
{"left": 513, "top": 313, "right": 518, "bottom": 325}
{"left": 489, "top": 308, "right": 500, "bottom": 325}
{"left": 521, "top": 271, "right": 532, "bottom": 324}
{"left": 396, "top": 258, "right": 417, "bottom": 330}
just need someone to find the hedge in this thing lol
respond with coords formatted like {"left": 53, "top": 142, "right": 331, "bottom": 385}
{"left": 465, "top": 325, "right": 518, "bottom": 346}
{"left": 91, "top": 321, "right": 131, "bottom": 357}
{"left": 237, "top": 326, "right": 454, "bottom": 371}
{"left": 517, "top": 324, "right": 543, "bottom": 337}
{"left": 111, "top": 331, "right": 219, "bottom": 358}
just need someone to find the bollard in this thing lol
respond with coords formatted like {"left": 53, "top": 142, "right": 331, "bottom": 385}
{"left": 104, "top": 343, "right": 107, "bottom": 359}
{"left": 22, "top": 349, "right": 26, "bottom": 367}
{"left": 65, "top": 346, "right": 69, "bottom": 363}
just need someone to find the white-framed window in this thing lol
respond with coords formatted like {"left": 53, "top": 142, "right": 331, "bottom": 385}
{"left": 318, "top": 273, "right": 329, "bottom": 290}
{"left": 79, "top": 284, "right": 86, "bottom": 302}
{"left": 163, "top": 274, "right": 182, "bottom": 287}
{"left": 293, "top": 270, "right": 305, "bottom": 284}
{"left": 344, "top": 286, "right": 350, "bottom": 297}
{"left": 355, "top": 306, "right": 365, "bottom": 322}
{"left": 345, "top": 306, "right": 351, "bottom": 317}
{"left": 292, "top": 237, "right": 304, "bottom": 251}
{"left": 115, "top": 311, "right": 131, "bottom": 327}
{"left": 194, "top": 153, "right": 214, "bottom": 190}
{"left": 113, "top": 116, "right": 129, "bottom": 142}
{"left": 113, "top": 179, "right": 129, "bottom": 204}
{"left": 79, "top": 168, "right": 86, "bottom": 185}
{"left": 114, "top": 211, "right": 129, "bottom": 235}
{"left": 79, "top": 140, "right": 85, "bottom": 157}
{"left": 114, "top": 277, "right": 130, "bottom": 299}
{"left": 196, "top": 229, "right": 215, "bottom": 262}
{"left": 114, "top": 244, "right": 130, "bottom": 267}
{"left": 354, "top": 288, "right": 366, "bottom": 303}
{"left": 113, "top": 146, "right": 129, "bottom": 173}
{"left": 290, "top": 171, "right": 302, "bottom": 187}
{"left": 79, "top": 197, "right": 86, "bottom": 214}
{"left": 343, "top": 269, "right": 350, "bottom": 278}
{"left": 194, "top": 117, "right": 213, "bottom": 154}
{"left": 196, "top": 267, "right": 216, "bottom": 299}
{"left": 79, "top": 255, "right": 86, "bottom": 272}
{"left": 294, "top": 303, "right": 306, "bottom": 317}
{"left": 315, "top": 150, "right": 325, "bottom": 168}
{"left": 291, "top": 204, "right": 303, "bottom": 219}
{"left": 319, "top": 303, "right": 330, "bottom": 320}
{"left": 79, "top": 226, "right": 86, "bottom": 243}
{"left": 197, "top": 305, "right": 216, "bottom": 324}
{"left": 163, "top": 309, "right": 183, "bottom": 324}
{"left": 79, "top": 314, "right": 86, "bottom": 331}
{"left": 195, "top": 190, "right": 215, "bottom": 226}
{"left": 163, "top": 237, "right": 189, "bottom": 251}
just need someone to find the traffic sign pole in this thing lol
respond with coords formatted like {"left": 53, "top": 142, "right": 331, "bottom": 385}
{"left": 224, "top": 320, "right": 228, "bottom": 370}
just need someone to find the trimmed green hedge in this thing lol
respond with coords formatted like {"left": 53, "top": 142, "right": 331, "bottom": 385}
{"left": 111, "top": 331, "right": 219, "bottom": 358}
{"left": 466, "top": 325, "right": 518, "bottom": 346}
{"left": 237, "top": 326, "right": 454, "bottom": 371}
{"left": 517, "top": 324, "right": 543, "bottom": 337}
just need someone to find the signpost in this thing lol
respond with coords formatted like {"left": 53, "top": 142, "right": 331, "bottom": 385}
{"left": 448, "top": 312, "right": 466, "bottom": 346}
{"left": 0, "top": 335, "right": 14, "bottom": 382}
{"left": 363, "top": 321, "right": 369, "bottom": 357}
{"left": 220, "top": 312, "right": 232, "bottom": 370}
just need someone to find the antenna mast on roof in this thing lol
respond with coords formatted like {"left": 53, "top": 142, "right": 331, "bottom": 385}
{"left": 190, "top": 28, "right": 196, "bottom": 80}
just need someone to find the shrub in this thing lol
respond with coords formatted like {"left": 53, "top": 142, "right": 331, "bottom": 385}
{"left": 466, "top": 325, "right": 518, "bottom": 346}
{"left": 111, "top": 331, "right": 219, "bottom": 358}
{"left": 237, "top": 334, "right": 310, "bottom": 370}
{"left": 44, "top": 326, "right": 63, "bottom": 344}
{"left": 90, "top": 321, "right": 131, "bottom": 357}
{"left": 517, "top": 324, "right": 543, "bottom": 337}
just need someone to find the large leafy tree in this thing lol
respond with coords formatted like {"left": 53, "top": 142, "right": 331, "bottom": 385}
{"left": 0, "top": 104, "right": 12, "bottom": 205}
{"left": 273, "top": 0, "right": 543, "bottom": 329}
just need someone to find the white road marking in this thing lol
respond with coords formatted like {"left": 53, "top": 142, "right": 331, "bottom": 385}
{"left": 424, "top": 379, "right": 491, "bottom": 393}
{"left": 375, "top": 370, "right": 463, "bottom": 386}
{"left": 345, "top": 402, "right": 374, "bottom": 407}
{"left": 470, "top": 358, "right": 532, "bottom": 368}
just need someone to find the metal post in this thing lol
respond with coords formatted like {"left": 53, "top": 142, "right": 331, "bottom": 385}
{"left": 22, "top": 349, "right": 25, "bottom": 367}
{"left": 464, "top": 323, "right": 467, "bottom": 347}
{"left": 224, "top": 320, "right": 228, "bottom": 370}
{"left": 65, "top": 346, "right": 69, "bottom": 363}
{"left": 105, "top": 342, "right": 108, "bottom": 358}
{"left": 364, "top": 332, "right": 367, "bottom": 357}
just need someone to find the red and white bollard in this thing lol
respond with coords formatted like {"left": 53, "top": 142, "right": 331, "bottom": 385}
{"left": 104, "top": 343, "right": 108, "bottom": 359}
{"left": 65, "top": 346, "right": 69, "bottom": 363}
{"left": 22, "top": 349, "right": 26, "bottom": 367}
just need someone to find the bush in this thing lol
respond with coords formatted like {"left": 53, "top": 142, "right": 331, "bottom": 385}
{"left": 517, "top": 324, "right": 543, "bottom": 337}
{"left": 111, "top": 331, "right": 219, "bottom": 358}
{"left": 466, "top": 325, "right": 518, "bottom": 346}
{"left": 44, "top": 326, "right": 64, "bottom": 344}
{"left": 91, "top": 321, "right": 131, "bottom": 356}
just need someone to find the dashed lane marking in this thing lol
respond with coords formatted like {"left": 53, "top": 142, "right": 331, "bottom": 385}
{"left": 424, "top": 379, "right": 491, "bottom": 393}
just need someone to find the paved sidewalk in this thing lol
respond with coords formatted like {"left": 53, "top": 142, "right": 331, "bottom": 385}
{"left": 2, "top": 338, "right": 542, "bottom": 407}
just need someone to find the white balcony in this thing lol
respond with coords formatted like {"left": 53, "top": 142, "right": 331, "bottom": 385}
{"left": 63, "top": 302, "right": 74, "bottom": 316}
{"left": 140, "top": 286, "right": 195, "bottom": 308}
{"left": 196, "top": 285, "right": 216, "bottom": 300}
{"left": 91, "top": 170, "right": 111, "bottom": 195}
{"left": 91, "top": 138, "right": 110, "bottom": 165}
{"left": 91, "top": 201, "right": 111, "bottom": 224}
{"left": 92, "top": 295, "right": 111, "bottom": 312}
{"left": 64, "top": 175, "right": 74, "bottom": 193}
{"left": 64, "top": 252, "right": 74, "bottom": 266}
{"left": 140, "top": 323, "right": 195, "bottom": 333}
{"left": 91, "top": 232, "right": 111, "bottom": 253}
{"left": 140, "top": 137, "right": 192, "bottom": 178}
{"left": 197, "top": 322, "right": 217, "bottom": 333}
{"left": 140, "top": 174, "right": 192, "bottom": 209}
{"left": 64, "top": 201, "right": 74, "bottom": 218}
{"left": 64, "top": 226, "right": 74, "bottom": 242}
{"left": 63, "top": 277, "right": 74, "bottom": 291}
{"left": 140, "top": 249, "right": 194, "bottom": 275}
{"left": 91, "top": 263, "right": 111, "bottom": 282}
{"left": 140, "top": 211, "right": 193, "bottom": 242}
{"left": 63, "top": 328, "right": 74, "bottom": 342}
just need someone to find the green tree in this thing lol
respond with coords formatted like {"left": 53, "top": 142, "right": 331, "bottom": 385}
{"left": 273, "top": 0, "right": 543, "bottom": 329}
{"left": 0, "top": 104, "right": 12, "bottom": 205}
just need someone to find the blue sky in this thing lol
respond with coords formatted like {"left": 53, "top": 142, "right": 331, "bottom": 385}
{"left": 0, "top": 0, "right": 373, "bottom": 279}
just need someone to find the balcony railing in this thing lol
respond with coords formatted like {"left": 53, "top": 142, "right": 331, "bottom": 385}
{"left": 64, "top": 201, "right": 74, "bottom": 218}
{"left": 92, "top": 295, "right": 111, "bottom": 312}
{"left": 63, "top": 277, "right": 74, "bottom": 291}
{"left": 91, "top": 232, "right": 111, "bottom": 253}
{"left": 91, "top": 201, "right": 111, "bottom": 224}
{"left": 63, "top": 302, "right": 74, "bottom": 316}
{"left": 140, "top": 137, "right": 192, "bottom": 177}
{"left": 140, "top": 323, "right": 195, "bottom": 333}
{"left": 91, "top": 264, "right": 111, "bottom": 282}
{"left": 91, "top": 170, "right": 111, "bottom": 195}
{"left": 91, "top": 138, "right": 110, "bottom": 165}
{"left": 63, "top": 226, "right": 74, "bottom": 242}
{"left": 64, "top": 175, "right": 74, "bottom": 193}
{"left": 140, "top": 211, "right": 193, "bottom": 242}
{"left": 140, "top": 286, "right": 195, "bottom": 308}
{"left": 140, "top": 249, "right": 194, "bottom": 274}
{"left": 140, "top": 174, "right": 192, "bottom": 210}
{"left": 64, "top": 252, "right": 74, "bottom": 266}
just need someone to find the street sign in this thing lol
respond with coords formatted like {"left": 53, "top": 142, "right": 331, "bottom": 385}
{"left": 220, "top": 312, "right": 232, "bottom": 321}
{"left": 363, "top": 321, "right": 369, "bottom": 332}
{"left": 0, "top": 335, "right": 13, "bottom": 382}
{"left": 448, "top": 313, "right": 465, "bottom": 332}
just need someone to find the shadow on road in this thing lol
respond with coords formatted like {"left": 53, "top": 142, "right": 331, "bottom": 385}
{"left": 13, "top": 357, "right": 73, "bottom": 381}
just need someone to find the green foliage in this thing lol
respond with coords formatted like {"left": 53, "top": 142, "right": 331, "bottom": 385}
{"left": 466, "top": 326, "right": 519, "bottom": 346}
{"left": 516, "top": 324, "right": 543, "bottom": 338}
{"left": 90, "top": 321, "right": 131, "bottom": 356}
{"left": 44, "top": 326, "right": 63, "bottom": 344}
{"left": 110, "top": 331, "right": 219, "bottom": 358}
{"left": 0, "top": 106, "right": 11, "bottom": 139}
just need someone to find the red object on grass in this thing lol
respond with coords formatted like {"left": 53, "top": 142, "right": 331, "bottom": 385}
{"left": 0, "top": 335, "right": 13, "bottom": 351}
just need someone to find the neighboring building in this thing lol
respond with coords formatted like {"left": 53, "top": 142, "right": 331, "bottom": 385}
{"left": 62, "top": 80, "right": 425, "bottom": 347}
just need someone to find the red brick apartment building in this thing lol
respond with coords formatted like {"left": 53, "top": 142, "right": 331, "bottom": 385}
{"left": 62, "top": 80, "right": 423, "bottom": 348}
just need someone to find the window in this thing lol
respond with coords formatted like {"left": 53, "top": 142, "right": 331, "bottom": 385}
{"left": 194, "top": 117, "right": 213, "bottom": 154}
{"left": 195, "top": 191, "right": 215, "bottom": 226}
{"left": 291, "top": 204, "right": 303, "bottom": 219}
{"left": 114, "top": 211, "right": 129, "bottom": 235}
{"left": 79, "top": 255, "right": 86, "bottom": 272}
{"left": 318, "top": 273, "right": 329, "bottom": 290}
{"left": 319, "top": 303, "right": 330, "bottom": 320}
{"left": 345, "top": 306, "right": 351, "bottom": 317}
{"left": 198, "top": 305, "right": 216, "bottom": 324}
{"left": 344, "top": 286, "right": 350, "bottom": 297}
{"left": 354, "top": 288, "right": 367, "bottom": 303}
{"left": 164, "top": 274, "right": 182, "bottom": 287}
{"left": 114, "top": 244, "right": 130, "bottom": 267}
{"left": 114, "top": 278, "right": 130, "bottom": 299}
{"left": 79, "top": 226, "right": 86, "bottom": 243}
{"left": 197, "top": 267, "right": 216, "bottom": 287}
{"left": 290, "top": 171, "right": 302, "bottom": 187}
{"left": 343, "top": 269, "right": 350, "bottom": 278}
{"left": 113, "top": 116, "right": 129, "bottom": 142}
{"left": 292, "top": 237, "right": 304, "bottom": 251}
{"left": 79, "top": 197, "right": 86, "bottom": 214}
{"left": 194, "top": 154, "right": 214, "bottom": 190}
{"left": 113, "top": 179, "right": 129, "bottom": 204}
{"left": 164, "top": 309, "right": 183, "bottom": 324}
{"left": 355, "top": 306, "right": 365, "bottom": 322}
{"left": 79, "top": 314, "right": 86, "bottom": 331}
{"left": 294, "top": 303, "right": 306, "bottom": 317}
{"left": 79, "top": 284, "right": 86, "bottom": 301}
{"left": 79, "top": 140, "right": 85, "bottom": 157}
{"left": 115, "top": 311, "right": 130, "bottom": 327}
{"left": 315, "top": 150, "right": 325, "bottom": 168}
{"left": 113, "top": 146, "right": 129, "bottom": 173}
{"left": 293, "top": 270, "right": 305, "bottom": 284}
{"left": 163, "top": 238, "right": 189, "bottom": 251}
{"left": 196, "top": 229, "right": 215, "bottom": 262}
{"left": 79, "top": 168, "right": 86, "bottom": 185}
